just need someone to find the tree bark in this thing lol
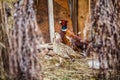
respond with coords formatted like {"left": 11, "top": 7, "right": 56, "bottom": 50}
{"left": 8, "top": 0, "right": 46, "bottom": 79}
{"left": 91, "top": 0, "right": 120, "bottom": 79}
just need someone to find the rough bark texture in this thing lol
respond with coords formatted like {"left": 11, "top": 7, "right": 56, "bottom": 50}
{"left": 8, "top": 0, "right": 47, "bottom": 79}
{"left": 0, "top": 2, "right": 10, "bottom": 79}
{"left": 91, "top": 0, "right": 120, "bottom": 78}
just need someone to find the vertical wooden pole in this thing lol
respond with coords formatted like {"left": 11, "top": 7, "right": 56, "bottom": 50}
{"left": 72, "top": 0, "right": 78, "bottom": 35}
{"left": 48, "top": 0, "right": 55, "bottom": 42}
{"left": 69, "top": 0, "right": 78, "bottom": 35}
{"left": 68, "top": 0, "right": 72, "bottom": 18}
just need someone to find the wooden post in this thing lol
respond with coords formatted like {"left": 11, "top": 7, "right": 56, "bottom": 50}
{"left": 72, "top": 0, "right": 78, "bottom": 35}
{"left": 48, "top": 0, "right": 55, "bottom": 42}
{"left": 69, "top": 0, "right": 78, "bottom": 35}
{"left": 68, "top": 0, "right": 72, "bottom": 18}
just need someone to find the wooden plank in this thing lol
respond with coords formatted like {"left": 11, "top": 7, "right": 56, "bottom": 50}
{"left": 48, "top": 0, "right": 55, "bottom": 42}
{"left": 54, "top": 0, "right": 69, "bottom": 10}
{"left": 78, "top": 0, "right": 90, "bottom": 39}
{"left": 72, "top": 0, "right": 78, "bottom": 35}
{"left": 68, "top": 0, "right": 72, "bottom": 18}
{"left": 69, "top": 0, "right": 78, "bottom": 35}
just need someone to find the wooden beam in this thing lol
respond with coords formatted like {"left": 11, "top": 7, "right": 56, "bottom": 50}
{"left": 68, "top": 0, "right": 72, "bottom": 18}
{"left": 69, "top": 0, "right": 78, "bottom": 35}
{"left": 48, "top": 0, "right": 55, "bottom": 42}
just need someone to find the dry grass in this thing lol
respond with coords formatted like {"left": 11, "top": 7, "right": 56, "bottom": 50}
{"left": 40, "top": 51, "right": 99, "bottom": 80}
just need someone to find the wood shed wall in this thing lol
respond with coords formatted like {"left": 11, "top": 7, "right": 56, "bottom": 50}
{"left": 78, "top": 0, "right": 90, "bottom": 39}
{"left": 35, "top": 0, "right": 91, "bottom": 42}
{"left": 35, "top": 0, "right": 72, "bottom": 43}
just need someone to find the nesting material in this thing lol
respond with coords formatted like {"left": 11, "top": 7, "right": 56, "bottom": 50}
{"left": 53, "top": 32, "right": 81, "bottom": 60}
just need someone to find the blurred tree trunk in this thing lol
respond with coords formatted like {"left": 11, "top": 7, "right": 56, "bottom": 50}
{"left": 0, "top": 1, "right": 10, "bottom": 79}
{"left": 91, "top": 0, "right": 120, "bottom": 79}
{"left": 8, "top": 0, "right": 46, "bottom": 80}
